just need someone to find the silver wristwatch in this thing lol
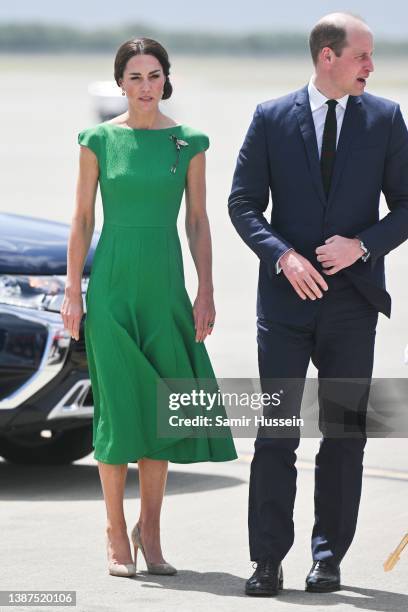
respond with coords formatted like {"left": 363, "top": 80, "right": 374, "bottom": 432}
{"left": 357, "top": 238, "right": 370, "bottom": 262}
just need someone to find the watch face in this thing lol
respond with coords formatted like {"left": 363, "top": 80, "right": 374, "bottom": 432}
{"left": 358, "top": 240, "right": 370, "bottom": 262}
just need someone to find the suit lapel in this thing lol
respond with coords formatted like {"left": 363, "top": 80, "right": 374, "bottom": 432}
{"left": 294, "top": 86, "right": 363, "bottom": 209}
{"left": 294, "top": 86, "right": 326, "bottom": 208}
{"left": 327, "top": 94, "right": 363, "bottom": 206}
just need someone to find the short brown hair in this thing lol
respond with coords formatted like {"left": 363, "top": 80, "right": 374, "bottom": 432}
{"left": 309, "top": 22, "right": 348, "bottom": 65}
{"left": 114, "top": 37, "right": 173, "bottom": 99}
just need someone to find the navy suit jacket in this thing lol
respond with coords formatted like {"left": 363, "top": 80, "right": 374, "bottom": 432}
{"left": 228, "top": 85, "right": 408, "bottom": 323}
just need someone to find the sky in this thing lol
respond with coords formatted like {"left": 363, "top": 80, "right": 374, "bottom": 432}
{"left": 1, "top": 0, "right": 407, "bottom": 38}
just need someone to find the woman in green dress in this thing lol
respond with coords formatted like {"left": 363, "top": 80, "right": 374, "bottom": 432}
{"left": 61, "top": 37, "right": 237, "bottom": 577}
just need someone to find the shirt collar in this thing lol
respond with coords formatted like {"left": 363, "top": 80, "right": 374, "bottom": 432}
{"left": 308, "top": 76, "right": 349, "bottom": 111}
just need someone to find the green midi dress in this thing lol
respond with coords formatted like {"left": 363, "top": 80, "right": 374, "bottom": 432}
{"left": 77, "top": 123, "right": 237, "bottom": 464}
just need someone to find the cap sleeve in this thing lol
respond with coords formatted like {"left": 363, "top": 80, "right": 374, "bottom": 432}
{"left": 78, "top": 127, "right": 100, "bottom": 158}
{"left": 188, "top": 131, "right": 210, "bottom": 160}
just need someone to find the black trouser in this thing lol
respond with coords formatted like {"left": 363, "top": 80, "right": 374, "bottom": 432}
{"left": 249, "top": 280, "right": 378, "bottom": 565}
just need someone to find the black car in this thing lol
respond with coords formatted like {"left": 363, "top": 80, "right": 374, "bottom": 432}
{"left": 0, "top": 212, "right": 99, "bottom": 464}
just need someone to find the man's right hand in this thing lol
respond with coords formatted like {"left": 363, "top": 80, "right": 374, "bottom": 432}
{"left": 279, "top": 250, "right": 329, "bottom": 300}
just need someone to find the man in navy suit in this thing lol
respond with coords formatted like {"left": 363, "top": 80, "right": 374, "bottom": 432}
{"left": 228, "top": 12, "right": 408, "bottom": 596}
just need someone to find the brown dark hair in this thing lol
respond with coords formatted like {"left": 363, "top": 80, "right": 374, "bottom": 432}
{"left": 309, "top": 13, "right": 367, "bottom": 65}
{"left": 114, "top": 37, "right": 173, "bottom": 99}
{"left": 309, "top": 22, "right": 348, "bottom": 65}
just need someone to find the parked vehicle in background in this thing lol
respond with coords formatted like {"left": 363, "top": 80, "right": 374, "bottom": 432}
{"left": 0, "top": 213, "right": 99, "bottom": 464}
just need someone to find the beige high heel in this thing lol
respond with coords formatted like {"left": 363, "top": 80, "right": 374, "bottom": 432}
{"left": 108, "top": 561, "right": 136, "bottom": 577}
{"left": 106, "top": 533, "right": 136, "bottom": 577}
{"left": 131, "top": 524, "right": 177, "bottom": 575}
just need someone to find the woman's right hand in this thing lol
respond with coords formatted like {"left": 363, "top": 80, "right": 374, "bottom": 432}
{"left": 60, "top": 290, "right": 84, "bottom": 341}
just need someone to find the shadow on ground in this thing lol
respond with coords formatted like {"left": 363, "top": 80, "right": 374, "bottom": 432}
{"left": 133, "top": 572, "right": 408, "bottom": 611}
{"left": 0, "top": 462, "right": 244, "bottom": 501}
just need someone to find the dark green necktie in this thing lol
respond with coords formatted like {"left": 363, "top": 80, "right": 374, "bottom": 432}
{"left": 320, "top": 99, "right": 338, "bottom": 199}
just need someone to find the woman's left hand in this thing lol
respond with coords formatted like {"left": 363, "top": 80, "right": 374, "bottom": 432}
{"left": 193, "top": 292, "right": 216, "bottom": 342}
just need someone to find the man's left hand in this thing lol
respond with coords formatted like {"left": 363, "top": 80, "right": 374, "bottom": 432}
{"left": 315, "top": 235, "right": 364, "bottom": 275}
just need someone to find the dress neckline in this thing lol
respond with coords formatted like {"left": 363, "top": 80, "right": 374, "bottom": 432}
{"left": 103, "top": 123, "right": 184, "bottom": 132}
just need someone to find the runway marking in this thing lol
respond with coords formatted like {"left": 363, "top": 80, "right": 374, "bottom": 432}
{"left": 238, "top": 454, "right": 408, "bottom": 481}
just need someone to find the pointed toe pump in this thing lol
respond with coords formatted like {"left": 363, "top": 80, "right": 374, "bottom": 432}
{"left": 131, "top": 524, "right": 177, "bottom": 575}
{"left": 106, "top": 533, "right": 136, "bottom": 578}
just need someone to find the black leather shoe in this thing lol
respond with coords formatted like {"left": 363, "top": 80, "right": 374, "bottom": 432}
{"left": 245, "top": 560, "right": 283, "bottom": 596}
{"left": 305, "top": 560, "right": 341, "bottom": 592}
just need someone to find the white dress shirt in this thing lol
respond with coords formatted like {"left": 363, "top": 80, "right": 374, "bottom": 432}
{"left": 308, "top": 76, "right": 349, "bottom": 156}
{"left": 275, "top": 77, "right": 349, "bottom": 273}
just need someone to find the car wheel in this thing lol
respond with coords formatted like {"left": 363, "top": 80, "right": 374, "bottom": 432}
{"left": 0, "top": 425, "right": 93, "bottom": 465}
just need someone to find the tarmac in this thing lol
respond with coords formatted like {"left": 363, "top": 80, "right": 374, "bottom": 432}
{"left": 1, "top": 436, "right": 407, "bottom": 612}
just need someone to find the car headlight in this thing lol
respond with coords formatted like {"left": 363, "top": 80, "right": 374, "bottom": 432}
{"left": 0, "top": 275, "right": 89, "bottom": 312}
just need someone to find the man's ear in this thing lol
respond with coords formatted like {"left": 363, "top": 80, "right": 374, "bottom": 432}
{"left": 321, "top": 47, "right": 333, "bottom": 64}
